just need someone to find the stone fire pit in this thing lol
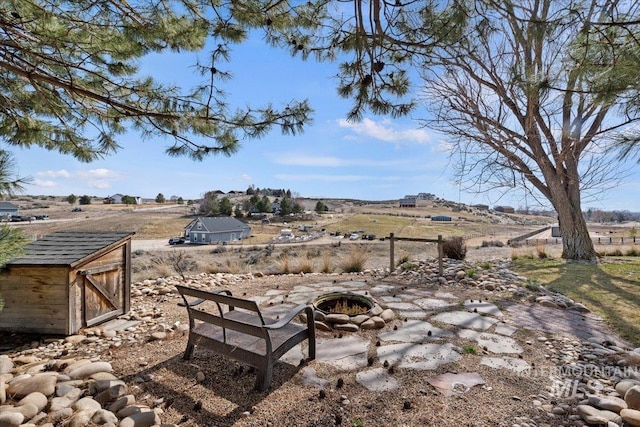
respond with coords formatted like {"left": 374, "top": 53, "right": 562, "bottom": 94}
{"left": 310, "top": 292, "right": 395, "bottom": 332}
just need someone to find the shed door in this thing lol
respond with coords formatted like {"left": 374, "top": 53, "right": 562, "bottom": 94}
{"left": 79, "top": 263, "right": 125, "bottom": 327}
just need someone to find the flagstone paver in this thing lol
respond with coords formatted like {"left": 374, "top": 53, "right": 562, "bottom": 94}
{"left": 376, "top": 342, "right": 462, "bottom": 370}
{"left": 378, "top": 319, "right": 454, "bottom": 343}
{"left": 431, "top": 310, "right": 500, "bottom": 330}
{"left": 458, "top": 329, "right": 524, "bottom": 354}
{"left": 356, "top": 368, "right": 400, "bottom": 391}
{"left": 480, "top": 357, "right": 531, "bottom": 373}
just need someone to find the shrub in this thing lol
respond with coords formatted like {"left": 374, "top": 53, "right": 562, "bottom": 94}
{"left": 340, "top": 247, "right": 368, "bottom": 273}
{"left": 320, "top": 253, "right": 334, "bottom": 273}
{"left": 442, "top": 237, "right": 467, "bottom": 260}
{"left": 396, "top": 251, "right": 410, "bottom": 266}
{"left": 275, "top": 253, "right": 292, "bottom": 274}
{"left": 400, "top": 261, "right": 418, "bottom": 271}
{"left": 295, "top": 258, "right": 315, "bottom": 274}
{"left": 625, "top": 247, "right": 640, "bottom": 256}
{"left": 536, "top": 246, "right": 549, "bottom": 259}
{"left": 463, "top": 345, "right": 477, "bottom": 355}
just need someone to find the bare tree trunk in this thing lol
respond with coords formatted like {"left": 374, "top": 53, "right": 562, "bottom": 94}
{"left": 549, "top": 180, "right": 597, "bottom": 261}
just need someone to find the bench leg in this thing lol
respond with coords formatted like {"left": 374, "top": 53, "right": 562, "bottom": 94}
{"left": 254, "top": 365, "right": 273, "bottom": 392}
{"left": 307, "top": 334, "right": 316, "bottom": 360}
{"left": 183, "top": 341, "right": 195, "bottom": 360}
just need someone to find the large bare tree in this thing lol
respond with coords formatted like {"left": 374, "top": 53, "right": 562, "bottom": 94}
{"left": 270, "top": 0, "right": 640, "bottom": 261}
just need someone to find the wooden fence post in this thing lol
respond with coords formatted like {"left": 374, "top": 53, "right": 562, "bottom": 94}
{"left": 437, "top": 234, "right": 443, "bottom": 276}
{"left": 389, "top": 233, "right": 395, "bottom": 273}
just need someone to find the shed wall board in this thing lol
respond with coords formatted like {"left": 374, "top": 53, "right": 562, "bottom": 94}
{"left": 0, "top": 267, "right": 69, "bottom": 334}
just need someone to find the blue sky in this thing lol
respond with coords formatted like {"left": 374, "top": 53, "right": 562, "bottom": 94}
{"left": 8, "top": 34, "right": 640, "bottom": 212}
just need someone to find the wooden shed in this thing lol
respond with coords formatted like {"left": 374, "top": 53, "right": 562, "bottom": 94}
{"left": 0, "top": 231, "right": 134, "bottom": 335}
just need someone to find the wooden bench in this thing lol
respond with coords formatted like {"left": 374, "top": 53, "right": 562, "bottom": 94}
{"left": 174, "top": 285, "right": 316, "bottom": 391}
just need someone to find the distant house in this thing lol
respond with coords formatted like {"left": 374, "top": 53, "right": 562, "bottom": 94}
{"left": 472, "top": 204, "right": 489, "bottom": 211}
{"left": 0, "top": 202, "right": 19, "bottom": 220}
{"left": 431, "top": 215, "right": 452, "bottom": 222}
{"left": 417, "top": 193, "right": 436, "bottom": 200}
{"left": 399, "top": 197, "right": 417, "bottom": 208}
{"left": 104, "top": 194, "right": 141, "bottom": 205}
{"left": 494, "top": 206, "right": 515, "bottom": 214}
{"left": 184, "top": 216, "right": 252, "bottom": 244}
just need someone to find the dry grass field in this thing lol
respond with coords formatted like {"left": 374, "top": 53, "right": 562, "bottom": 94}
{"left": 6, "top": 195, "right": 639, "bottom": 284}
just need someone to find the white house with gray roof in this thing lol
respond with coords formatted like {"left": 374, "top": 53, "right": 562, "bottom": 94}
{"left": 0, "top": 201, "right": 19, "bottom": 220}
{"left": 184, "top": 216, "right": 252, "bottom": 244}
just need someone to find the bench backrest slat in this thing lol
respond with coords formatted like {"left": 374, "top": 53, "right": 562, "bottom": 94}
{"left": 189, "top": 309, "right": 267, "bottom": 338}
{"left": 175, "top": 285, "right": 262, "bottom": 317}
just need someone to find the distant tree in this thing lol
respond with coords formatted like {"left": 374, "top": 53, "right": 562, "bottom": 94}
{"left": 66, "top": 194, "right": 77, "bottom": 205}
{"left": 0, "top": 224, "right": 29, "bottom": 268}
{"left": 219, "top": 197, "right": 233, "bottom": 216}
{"left": 246, "top": 185, "right": 255, "bottom": 196}
{"left": 177, "top": 197, "right": 184, "bottom": 204}
{"left": 200, "top": 191, "right": 220, "bottom": 215}
{"left": 234, "top": 205, "right": 244, "bottom": 218}
{"left": 155, "top": 193, "right": 166, "bottom": 204}
{"left": 121, "top": 195, "right": 136, "bottom": 205}
{"left": 0, "top": 151, "right": 28, "bottom": 196}
{"left": 187, "top": 200, "right": 193, "bottom": 206}
{"left": 292, "top": 202, "right": 303, "bottom": 215}
{"left": 0, "top": 151, "right": 28, "bottom": 266}
{"left": 279, "top": 198, "right": 293, "bottom": 216}
{"left": 257, "top": 195, "right": 271, "bottom": 213}
{"left": 315, "top": 201, "right": 328, "bottom": 213}
{"left": 286, "top": 189, "right": 292, "bottom": 199}
{"left": 78, "top": 195, "right": 91, "bottom": 205}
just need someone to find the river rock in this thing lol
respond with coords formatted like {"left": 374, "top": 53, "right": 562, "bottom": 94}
{"left": 0, "top": 356, "right": 13, "bottom": 374}
{"left": 324, "top": 314, "right": 350, "bottom": 324}
{"left": 616, "top": 379, "right": 640, "bottom": 397}
{"left": 626, "top": 386, "right": 640, "bottom": 410}
{"left": 67, "top": 409, "right": 95, "bottom": 427}
{"left": 589, "top": 395, "right": 628, "bottom": 412}
{"left": 380, "top": 309, "right": 395, "bottom": 322}
{"left": 72, "top": 396, "right": 102, "bottom": 413}
{"left": 577, "top": 404, "right": 621, "bottom": 424}
{"left": 108, "top": 395, "right": 136, "bottom": 413}
{"left": 7, "top": 373, "right": 57, "bottom": 398}
{"left": 92, "top": 408, "right": 119, "bottom": 424}
{"left": 621, "top": 409, "right": 640, "bottom": 427}
{"left": 49, "top": 396, "right": 74, "bottom": 412}
{"left": 67, "top": 361, "right": 113, "bottom": 379}
{"left": 17, "top": 392, "right": 48, "bottom": 412}
{"left": 334, "top": 323, "right": 360, "bottom": 332}
{"left": 0, "top": 411, "right": 24, "bottom": 427}
{"left": 118, "top": 410, "right": 160, "bottom": 427}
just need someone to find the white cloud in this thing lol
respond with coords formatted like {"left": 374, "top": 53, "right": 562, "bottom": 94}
{"left": 36, "top": 169, "right": 71, "bottom": 178}
{"left": 32, "top": 179, "right": 57, "bottom": 188}
{"left": 337, "top": 118, "right": 431, "bottom": 144}
{"left": 78, "top": 168, "right": 124, "bottom": 179}
{"left": 89, "top": 181, "right": 112, "bottom": 189}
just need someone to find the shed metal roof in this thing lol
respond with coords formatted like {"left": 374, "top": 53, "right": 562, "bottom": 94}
{"left": 187, "top": 216, "right": 251, "bottom": 233}
{"left": 0, "top": 201, "right": 19, "bottom": 210}
{"left": 7, "top": 231, "right": 134, "bottom": 267}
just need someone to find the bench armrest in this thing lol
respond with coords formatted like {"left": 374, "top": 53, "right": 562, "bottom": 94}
{"left": 263, "top": 305, "right": 314, "bottom": 330}
{"left": 177, "top": 298, "right": 205, "bottom": 307}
